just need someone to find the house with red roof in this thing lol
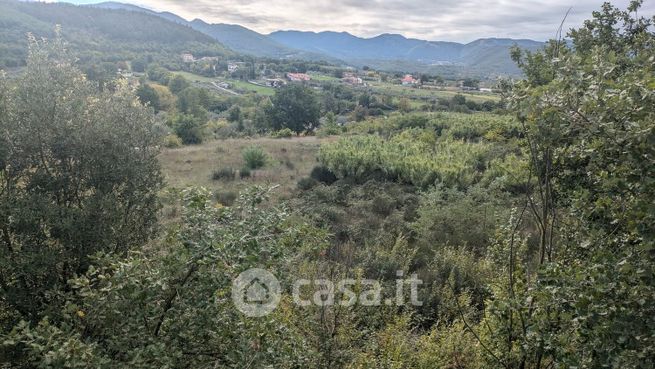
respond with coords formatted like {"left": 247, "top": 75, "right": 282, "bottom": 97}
{"left": 401, "top": 74, "right": 419, "bottom": 85}
{"left": 342, "top": 72, "right": 363, "bottom": 85}
{"left": 286, "top": 73, "right": 311, "bottom": 82}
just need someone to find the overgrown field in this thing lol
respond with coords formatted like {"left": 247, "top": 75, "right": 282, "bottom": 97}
{"left": 2, "top": 2, "right": 653, "bottom": 368}
{"left": 159, "top": 136, "right": 333, "bottom": 204}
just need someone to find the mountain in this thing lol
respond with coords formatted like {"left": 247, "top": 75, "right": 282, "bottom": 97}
{"left": 0, "top": 0, "right": 230, "bottom": 68}
{"left": 269, "top": 30, "right": 543, "bottom": 75}
{"left": 90, "top": 2, "right": 338, "bottom": 62}
{"left": 86, "top": 1, "right": 542, "bottom": 75}
{"left": 3, "top": 0, "right": 543, "bottom": 76}
{"left": 268, "top": 31, "right": 462, "bottom": 62}
{"left": 188, "top": 19, "right": 297, "bottom": 58}
{"left": 91, "top": 2, "right": 189, "bottom": 25}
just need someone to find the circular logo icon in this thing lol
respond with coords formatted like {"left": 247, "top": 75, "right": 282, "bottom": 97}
{"left": 232, "top": 268, "right": 281, "bottom": 317}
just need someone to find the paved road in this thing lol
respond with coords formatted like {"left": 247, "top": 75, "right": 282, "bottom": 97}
{"left": 211, "top": 81, "right": 241, "bottom": 96}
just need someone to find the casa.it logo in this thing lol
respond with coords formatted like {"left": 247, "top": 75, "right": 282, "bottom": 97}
{"left": 232, "top": 268, "right": 424, "bottom": 317}
{"left": 231, "top": 268, "right": 281, "bottom": 317}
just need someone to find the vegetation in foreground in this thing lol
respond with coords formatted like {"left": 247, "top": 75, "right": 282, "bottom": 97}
{"left": 0, "top": 2, "right": 654, "bottom": 369}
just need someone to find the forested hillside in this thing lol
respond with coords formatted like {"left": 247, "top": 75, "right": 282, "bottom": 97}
{"left": 89, "top": 2, "right": 351, "bottom": 62}
{"left": 0, "top": 0, "right": 230, "bottom": 68}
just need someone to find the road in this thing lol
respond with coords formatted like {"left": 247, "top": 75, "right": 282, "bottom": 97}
{"left": 210, "top": 81, "right": 241, "bottom": 96}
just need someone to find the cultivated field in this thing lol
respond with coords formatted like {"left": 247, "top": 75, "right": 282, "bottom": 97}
{"left": 368, "top": 80, "right": 500, "bottom": 103}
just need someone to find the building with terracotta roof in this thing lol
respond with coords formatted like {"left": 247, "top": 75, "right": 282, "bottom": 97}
{"left": 342, "top": 73, "right": 363, "bottom": 85}
{"left": 401, "top": 74, "right": 418, "bottom": 85}
{"left": 286, "top": 73, "right": 311, "bottom": 82}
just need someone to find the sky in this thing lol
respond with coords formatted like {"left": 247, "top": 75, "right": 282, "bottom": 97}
{"left": 53, "top": 0, "right": 655, "bottom": 42}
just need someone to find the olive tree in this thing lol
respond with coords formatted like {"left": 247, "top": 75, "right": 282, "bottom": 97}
{"left": 0, "top": 36, "right": 163, "bottom": 326}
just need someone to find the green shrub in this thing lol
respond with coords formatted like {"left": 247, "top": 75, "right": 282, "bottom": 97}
{"left": 316, "top": 123, "right": 343, "bottom": 137}
{"left": 239, "top": 167, "right": 251, "bottom": 179}
{"left": 310, "top": 165, "right": 337, "bottom": 185}
{"left": 242, "top": 146, "right": 268, "bottom": 169}
{"left": 172, "top": 114, "right": 204, "bottom": 145}
{"left": 271, "top": 128, "right": 294, "bottom": 138}
{"left": 297, "top": 177, "right": 318, "bottom": 191}
{"left": 283, "top": 158, "right": 295, "bottom": 170}
{"left": 162, "top": 134, "right": 183, "bottom": 148}
{"left": 214, "top": 190, "right": 237, "bottom": 206}
{"left": 371, "top": 193, "right": 396, "bottom": 216}
{"left": 211, "top": 167, "right": 236, "bottom": 181}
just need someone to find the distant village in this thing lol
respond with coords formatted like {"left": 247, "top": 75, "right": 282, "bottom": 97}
{"left": 179, "top": 52, "right": 497, "bottom": 93}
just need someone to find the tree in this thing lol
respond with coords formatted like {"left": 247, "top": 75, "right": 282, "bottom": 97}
{"left": 82, "top": 62, "right": 118, "bottom": 91}
{"left": 176, "top": 87, "right": 210, "bottom": 122}
{"left": 151, "top": 84, "right": 176, "bottom": 112}
{"left": 131, "top": 57, "right": 148, "bottom": 73}
{"left": 358, "top": 92, "right": 371, "bottom": 108}
{"left": 167, "top": 74, "right": 190, "bottom": 94}
{"left": 252, "top": 99, "right": 272, "bottom": 134}
{"left": 136, "top": 83, "right": 160, "bottom": 111}
{"left": 397, "top": 97, "right": 411, "bottom": 113}
{"left": 147, "top": 66, "right": 171, "bottom": 85}
{"left": 462, "top": 78, "right": 479, "bottom": 89}
{"left": 0, "top": 36, "right": 163, "bottom": 327}
{"left": 227, "top": 105, "right": 242, "bottom": 123}
{"left": 474, "top": 2, "right": 655, "bottom": 368}
{"left": 3, "top": 187, "right": 328, "bottom": 368}
{"left": 351, "top": 104, "right": 368, "bottom": 122}
{"left": 171, "top": 113, "right": 204, "bottom": 145}
{"left": 267, "top": 84, "right": 320, "bottom": 134}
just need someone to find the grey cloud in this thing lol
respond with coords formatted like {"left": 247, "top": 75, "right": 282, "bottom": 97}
{"left": 99, "top": 0, "right": 655, "bottom": 42}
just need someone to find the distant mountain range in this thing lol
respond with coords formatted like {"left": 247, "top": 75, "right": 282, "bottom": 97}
{"left": 268, "top": 31, "right": 543, "bottom": 75}
{"left": 2, "top": 1, "right": 543, "bottom": 76}
{"left": 89, "top": 1, "right": 543, "bottom": 76}
{"left": 90, "top": 2, "right": 334, "bottom": 62}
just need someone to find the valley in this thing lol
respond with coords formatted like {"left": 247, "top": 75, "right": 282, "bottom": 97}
{"left": 0, "top": 1, "right": 653, "bottom": 368}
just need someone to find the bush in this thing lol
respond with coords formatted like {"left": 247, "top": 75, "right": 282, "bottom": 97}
{"left": 0, "top": 39, "right": 164, "bottom": 326}
{"left": 242, "top": 146, "right": 268, "bottom": 169}
{"left": 371, "top": 193, "right": 396, "bottom": 216}
{"left": 271, "top": 128, "right": 294, "bottom": 138}
{"left": 316, "top": 123, "right": 342, "bottom": 137}
{"left": 211, "top": 167, "right": 236, "bottom": 181}
{"left": 283, "top": 158, "right": 295, "bottom": 170}
{"left": 214, "top": 190, "right": 237, "bottom": 206}
{"left": 310, "top": 165, "right": 338, "bottom": 185}
{"left": 239, "top": 167, "right": 251, "bottom": 179}
{"left": 162, "top": 134, "right": 183, "bottom": 148}
{"left": 213, "top": 122, "right": 241, "bottom": 139}
{"left": 172, "top": 114, "right": 204, "bottom": 145}
{"left": 297, "top": 177, "right": 319, "bottom": 191}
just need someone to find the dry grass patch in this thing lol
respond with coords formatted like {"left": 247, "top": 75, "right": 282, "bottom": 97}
{"left": 158, "top": 136, "right": 335, "bottom": 203}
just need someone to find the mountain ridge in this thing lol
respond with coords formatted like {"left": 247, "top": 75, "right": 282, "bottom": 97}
{"left": 268, "top": 30, "right": 543, "bottom": 75}
{"left": 90, "top": 1, "right": 543, "bottom": 75}
{"left": 0, "top": 0, "right": 230, "bottom": 67}
{"left": 90, "top": 1, "right": 338, "bottom": 61}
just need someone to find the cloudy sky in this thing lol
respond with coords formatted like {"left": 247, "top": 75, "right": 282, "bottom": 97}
{"left": 58, "top": 0, "right": 654, "bottom": 42}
